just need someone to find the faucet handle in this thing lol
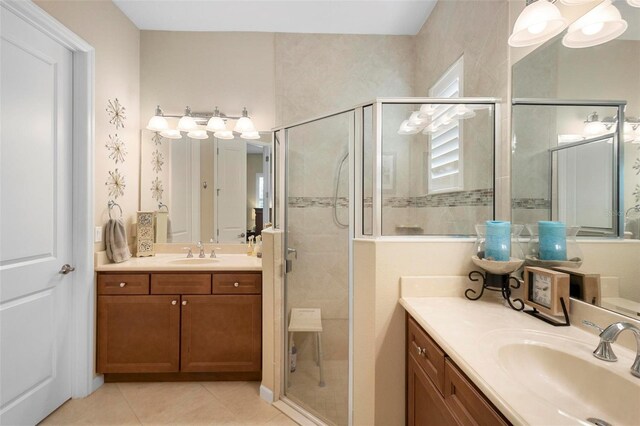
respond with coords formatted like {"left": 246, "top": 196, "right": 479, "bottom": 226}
{"left": 183, "top": 247, "right": 194, "bottom": 258}
{"left": 582, "top": 320, "right": 604, "bottom": 333}
{"left": 593, "top": 341, "right": 618, "bottom": 362}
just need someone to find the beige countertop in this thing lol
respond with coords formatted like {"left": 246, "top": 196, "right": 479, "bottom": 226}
{"left": 400, "top": 295, "right": 639, "bottom": 426}
{"left": 96, "top": 253, "right": 262, "bottom": 272}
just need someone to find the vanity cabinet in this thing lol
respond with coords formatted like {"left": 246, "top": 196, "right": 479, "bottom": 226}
{"left": 406, "top": 315, "right": 509, "bottom": 426}
{"left": 97, "top": 272, "right": 262, "bottom": 379}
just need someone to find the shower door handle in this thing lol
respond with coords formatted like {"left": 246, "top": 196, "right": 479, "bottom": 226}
{"left": 286, "top": 247, "right": 297, "bottom": 273}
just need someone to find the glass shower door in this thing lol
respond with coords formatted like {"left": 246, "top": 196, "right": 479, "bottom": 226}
{"left": 284, "top": 111, "right": 353, "bottom": 426}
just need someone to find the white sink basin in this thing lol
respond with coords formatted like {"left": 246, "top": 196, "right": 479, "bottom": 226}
{"left": 486, "top": 330, "right": 640, "bottom": 425}
{"left": 168, "top": 258, "right": 220, "bottom": 265}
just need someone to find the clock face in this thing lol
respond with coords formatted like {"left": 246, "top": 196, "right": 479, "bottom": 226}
{"left": 532, "top": 273, "right": 552, "bottom": 308}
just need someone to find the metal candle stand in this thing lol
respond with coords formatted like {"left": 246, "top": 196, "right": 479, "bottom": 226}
{"left": 465, "top": 270, "right": 525, "bottom": 311}
{"left": 523, "top": 297, "right": 571, "bottom": 327}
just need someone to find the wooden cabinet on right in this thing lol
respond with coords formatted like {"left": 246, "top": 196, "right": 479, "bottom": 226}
{"left": 406, "top": 315, "right": 510, "bottom": 426}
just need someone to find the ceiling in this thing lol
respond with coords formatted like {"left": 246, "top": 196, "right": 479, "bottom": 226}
{"left": 112, "top": 0, "right": 437, "bottom": 35}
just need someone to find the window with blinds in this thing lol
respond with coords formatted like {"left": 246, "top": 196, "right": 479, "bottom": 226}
{"left": 428, "top": 57, "right": 464, "bottom": 194}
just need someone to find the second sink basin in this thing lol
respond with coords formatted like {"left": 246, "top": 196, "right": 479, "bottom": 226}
{"left": 169, "top": 258, "right": 220, "bottom": 265}
{"left": 486, "top": 329, "right": 640, "bottom": 425}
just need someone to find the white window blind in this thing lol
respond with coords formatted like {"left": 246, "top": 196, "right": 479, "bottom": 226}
{"left": 428, "top": 57, "right": 464, "bottom": 194}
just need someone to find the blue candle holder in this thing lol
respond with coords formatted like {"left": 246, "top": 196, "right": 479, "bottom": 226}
{"left": 485, "top": 220, "right": 511, "bottom": 261}
{"left": 538, "top": 221, "right": 567, "bottom": 261}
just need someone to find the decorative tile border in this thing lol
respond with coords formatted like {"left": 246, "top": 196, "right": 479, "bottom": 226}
{"left": 288, "top": 189, "right": 493, "bottom": 209}
{"left": 512, "top": 198, "right": 550, "bottom": 209}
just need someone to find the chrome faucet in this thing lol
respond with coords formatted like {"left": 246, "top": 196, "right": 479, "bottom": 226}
{"left": 197, "top": 241, "right": 206, "bottom": 258}
{"left": 584, "top": 320, "right": 640, "bottom": 378}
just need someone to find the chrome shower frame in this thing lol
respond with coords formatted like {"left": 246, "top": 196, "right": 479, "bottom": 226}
{"left": 271, "top": 97, "right": 501, "bottom": 426}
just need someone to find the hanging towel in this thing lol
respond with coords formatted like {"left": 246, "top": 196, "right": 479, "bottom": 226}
{"left": 105, "top": 218, "right": 132, "bottom": 263}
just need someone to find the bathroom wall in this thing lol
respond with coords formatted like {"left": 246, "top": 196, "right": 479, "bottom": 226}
{"left": 140, "top": 31, "right": 276, "bottom": 131}
{"left": 35, "top": 0, "right": 141, "bottom": 251}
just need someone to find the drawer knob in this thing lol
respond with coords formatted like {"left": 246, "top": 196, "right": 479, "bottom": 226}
{"left": 182, "top": 300, "right": 188, "bottom": 306}
{"left": 234, "top": 282, "right": 240, "bottom": 288}
{"left": 119, "top": 282, "right": 126, "bottom": 288}
{"left": 415, "top": 346, "right": 426, "bottom": 357}
{"left": 171, "top": 300, "right": 177, "bottom": 305}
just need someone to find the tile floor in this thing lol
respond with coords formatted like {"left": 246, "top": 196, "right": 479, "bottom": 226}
{"left": 287, "top": 360, "right": 348, "bottom": 426}
{"left": 40, "top": 381, "right": 298, "bottom": 425}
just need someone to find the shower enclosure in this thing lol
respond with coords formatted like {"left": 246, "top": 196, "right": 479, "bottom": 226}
{"left": 272, "top": 98, "right": 499, "bottom": 425}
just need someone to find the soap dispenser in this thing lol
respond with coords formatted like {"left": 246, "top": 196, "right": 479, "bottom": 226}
{"left": 247, "top": 235, "right": 254, "bottom": 256}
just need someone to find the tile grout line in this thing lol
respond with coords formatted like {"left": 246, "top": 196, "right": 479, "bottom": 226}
{"left": 115, "top": 383, "right": 144, "bottom": 425}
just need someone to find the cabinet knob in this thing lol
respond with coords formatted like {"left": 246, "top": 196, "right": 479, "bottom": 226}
{"left": 234, "top": 282, "right": 239, "bottom": 288}
{"left": 415, "top": 345, "right": 426, "bottom": 357}
{"left": 119, "top": 282, "right": 126, "bottom": 288}
{"left": 182, "top": 300, "right": 188, "bottom": 306}
{"left": 171, "top": 300, "right": 177, "bottom": 305}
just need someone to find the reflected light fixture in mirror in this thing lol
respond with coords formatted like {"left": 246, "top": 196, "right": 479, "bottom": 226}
{"left": 397, "top": 120, "right": 421, "bottom": 135}
{"left": 177, "top": 106, "right": 198, "bottom": 132}
{"left": 146, "top": 105, "right": 169, "bottom": 131}
{"left": 187, "top": 129, "right": 209, "bottom": 140}
{"left": 214, "top": 130, "right": 234, "bottom": 140}
{"left": 241, "top": 131, "right": 261, "bottom": 140}
{"left": 206, "top": 107, "right": 226, "bottom": 132}
{"left": 562, "top": 0, "right": 628, "bottom": 48}
{"left": 627, "top": 0, "right": 640, "bottom": 7}
{"left": 160, "top": 129, "right": 182, "bottom": 139}
{"left": 583, "top": 112, "right": 609, "bottom": 137}
{"left": 508, "top": 0, "right": 568, "bottom": 47}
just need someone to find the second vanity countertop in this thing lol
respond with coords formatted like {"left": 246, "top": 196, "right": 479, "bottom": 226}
{"left": 96, "top": 253, "right": 262, "bottom": 272}
{"left": 400, "top": 295, "right": 639, "bottom": 426}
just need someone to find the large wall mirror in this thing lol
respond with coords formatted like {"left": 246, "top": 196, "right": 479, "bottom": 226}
{"left": 140, "top": 129, "right": 272, "bottom": 244}
{"left": 511, "top": 0, "right": 640, "bottom": 319}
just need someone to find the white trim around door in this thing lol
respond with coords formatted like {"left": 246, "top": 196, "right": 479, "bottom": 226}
{"left": 1, "top": 0, "right": 97, "bottom": 398}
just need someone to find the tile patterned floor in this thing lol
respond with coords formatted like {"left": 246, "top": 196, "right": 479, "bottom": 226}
{"left": 39, "top": 381, "right": 298, "bottom": 425}
{"left": 286, "top": 360, "right": 348, "bottom": 426}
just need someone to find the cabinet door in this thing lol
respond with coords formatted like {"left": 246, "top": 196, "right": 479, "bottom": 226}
{"left": 444, "top": 359, "right": 509, "bottom": 426}
{"left": 97, "top": 295, "right": 180, "bottom": 373}
{"left": 408, "top": 354, "right": 457, "bottom": 426}
{"left": 181, "top": 295, "right": 261, "bottom": 372}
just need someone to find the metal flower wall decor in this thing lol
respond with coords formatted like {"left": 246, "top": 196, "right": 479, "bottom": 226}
{"left": 106, "top": 134, "right": 127, "bottom": 164}
{"left": 106, "top": 98, "right": 126, "bottom": 129}
{"left": 151, "top": 177, "right": 164, "bottom": 202}
{"left": 152, "top": 150, "right": 164, "bottom": 173}
{"left": 106, "top": 168, "right": 126, "bottom": 199}
{"left": 152, "top": 132, "right": 163, "bottom": 146}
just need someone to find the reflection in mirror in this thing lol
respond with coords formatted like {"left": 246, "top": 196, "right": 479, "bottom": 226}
{"left": 512, "top": 103, "right": 621, "bottom": 236}
{"left": 382, "top": 103, "right": 495, "bottom": 236}
{"left": 140, "top": 130, "right": 272, "bottom": 244}
{"left": 511, "top": 1, "right": 640, "bottom": 320}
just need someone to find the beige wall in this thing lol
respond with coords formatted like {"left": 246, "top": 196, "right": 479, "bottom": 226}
{"left": 275, "top": 33, "right": 415, "bottom": 125}
{"left": 35, "top": 0, "right": 141, "bottom": 251}
{"left": 140, "top": 31, "right": 276, "bottom": 131}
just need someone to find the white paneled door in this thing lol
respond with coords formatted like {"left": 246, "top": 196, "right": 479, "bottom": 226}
{"left": 216, "top": 139, "right": 247, "bottom": 243}
{"left": 1, "top": 5, "right": 74, "bottom": 425}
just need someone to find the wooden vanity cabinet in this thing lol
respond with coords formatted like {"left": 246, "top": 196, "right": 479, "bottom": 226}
{"left": 97, "top": 271, "right": 262, "bottom": 379}
{"left": 406, "top": 315, "right": 509, "bottom": 426}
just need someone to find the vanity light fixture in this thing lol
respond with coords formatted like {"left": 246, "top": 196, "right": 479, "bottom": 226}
{"left": 206, "top": 107, "right": 227, "bottom": 132}
{"left": 146, "top": 105, "right": 169, "bottom": 132}
{"left": 582, "top": 112, "right": 609, "bottom": 137}
{"left": 447, "top": 105, "right": 476, "bottom": 120}
{"left": 508, "top": 0, "right": 568, "bottom": 48}
{"left": 177, "top": 106, "right": 198, "bottom": 132}
{"left": 627, "top": 0, "right": 640, "bottom": 7}
{"left": 233, "top": 108, "right": 256, "bottom": 133}
{"left": 562, "top": 0, "right": 628, "bottom": 48}
{"left": 148, "top": 105, "right": 257, "bottom": 140}
{"left": 397, "top": 120, "right": 421, "bottom": 135}
{"left": 408, "top": 111, "right": 428, "bottom": 127}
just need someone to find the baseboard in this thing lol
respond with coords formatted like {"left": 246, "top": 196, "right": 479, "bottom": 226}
{"left": 260, "top": 384, "right": 274, "bottom": 403}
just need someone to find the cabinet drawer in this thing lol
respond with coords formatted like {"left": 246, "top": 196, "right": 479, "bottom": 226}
{"left": 98, "top": 274, "right": 149, "bottom": 295}
{"left": 151, "top": 274, "right": 211, "bottom": 294}
{"left": 444, "top": 359, "right": 509, "bottom": 426}
{"left": 213, "top": 273, "right": 261, "bottom": 294}
{"left": 407, "top": 316, "right": 446, "bottom": 394}
{"left": 408, "top": 354, "right": 456, "bottom": 426}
